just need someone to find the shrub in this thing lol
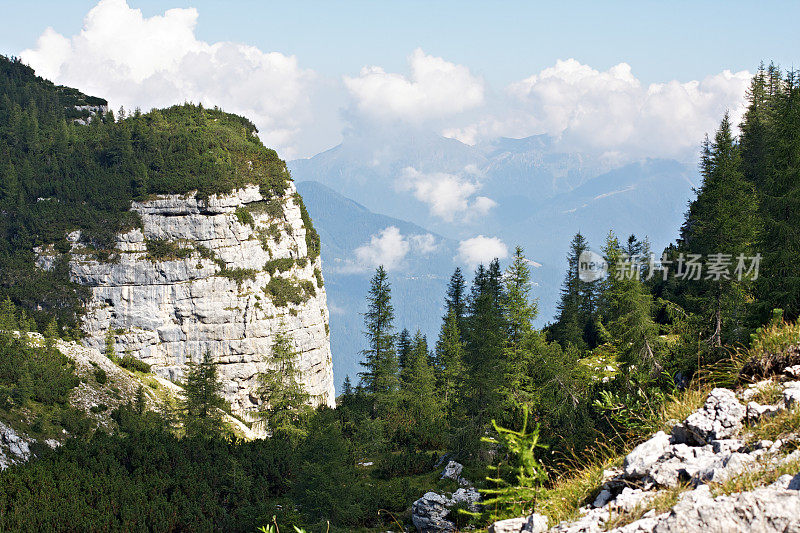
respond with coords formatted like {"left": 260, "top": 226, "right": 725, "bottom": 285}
{"left": 94, "top": 367, "right": 108, "bottom": 385}
{"left": 120, "top": 354, "right": 151, "bottom": 373}
{"left": 194, "top": 243, "right": 215, "bottom": 259}
{"left": 145, "top": 239, "right": 192, "bottom": 261}
{"left": 234, "top": 207, "right": 255, "bottom": 227}
{"left": 264, "top": 258, "right": 294, "bottom": 276}
{"left": 314, "top": 268, "right": 324, "bottom": 288}
{"left": 218, "top": 267, "right": 258, "bottom": 287}
{"left": 263, "top": 276, "right": 305, "bottom": 307}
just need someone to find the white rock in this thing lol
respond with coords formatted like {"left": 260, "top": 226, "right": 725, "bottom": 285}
{"left": 672, "top": 388, "right": 746, "bottom": 445}
{"left": 37, "top": 184, "right": 335, "bottom": 417}
{"left": 441, "top": 460, "right": 463, "bottom": 481}
{"left": 624, "top": 431, "right": 671, "bottom": 478}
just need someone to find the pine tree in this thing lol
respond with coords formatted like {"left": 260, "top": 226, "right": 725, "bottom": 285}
{"left": 754, "top": 70, "right": 800, "bottom": 322}
{"left": 257, "top": 329, "right": 312, "bottom": 442}
{"left": 444, "top": 267, "right": 467, "bottom": 338}
{"left": 44, "top": 318, "right": 58, "bottom": 352}
{"left": 435, "top": 308, "right": 466, "bottom": 413}
{"left": 358, "top": 266, "right": 399, "bottom": 414}
{"left": 397, "top": 328, "right": 412, "bottom": 371}
{"left": 181, "top": 352, "right": 227, "bottom": 438}
{"left": 502, "top": 246, "right": 539, "bottom": 413}
{"left": 398, "top": 330, "right": 443, "bottom": 448}
{"left": 600, "top": 232, "right": 661, "bottom": 378}
{"left": 463, "top": 259, "right": 508, "bottom": 436}
{"left": 551, "top": 233, "right": 598, "bottom": 350}
{"left": 680, "top": 113, "right": 759, "bottom": 345}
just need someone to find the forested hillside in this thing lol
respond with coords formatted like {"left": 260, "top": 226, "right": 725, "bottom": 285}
{"left": 0, "top": 55, "right": 297, "bottom": 331}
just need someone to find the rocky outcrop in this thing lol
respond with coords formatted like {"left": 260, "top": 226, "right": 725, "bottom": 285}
{"left": 412, "top": 461, "right": 482, "bottom": 532}
{"left": 491, "top": 376, "right": 800, "bottom": 533}
{"left": 0, "top": 421, "right": 32, "bottom": 470}
{"left": 36, "top": 183, "right": 335, "bottom": 418}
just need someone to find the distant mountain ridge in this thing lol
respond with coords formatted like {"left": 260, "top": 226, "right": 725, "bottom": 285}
{"left": 291, "top": 133, "right": 697, "bottom": 388}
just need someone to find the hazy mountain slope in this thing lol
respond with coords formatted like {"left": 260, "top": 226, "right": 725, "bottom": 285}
{"left": 296, "top": 181, "right": 458, "bottom": 387}
{"left": 293, "top": 143, "right": 697, "bottom": 389}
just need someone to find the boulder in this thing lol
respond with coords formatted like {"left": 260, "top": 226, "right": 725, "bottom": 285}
{"left": 671, "top": 389, "right": 746, "bottom": 445}
{"left": 488, "top": 513, "right": 547, "bottom": 533}
{"left": 783, "top": 381, "right": 800, "bottom": 408}
{"left": 441, "top": 460, "right": 463, "bottom": 481}
{"left": 412, "top": 492, "right": 455, "bottom": 532}
{"left": 624, "top": 431, "right": 671, "bottom": 478}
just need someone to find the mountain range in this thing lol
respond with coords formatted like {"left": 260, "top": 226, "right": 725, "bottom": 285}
{"left": 291, "top": 131, "right": 698, "bottom": 387}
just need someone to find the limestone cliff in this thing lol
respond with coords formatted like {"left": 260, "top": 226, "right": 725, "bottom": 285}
{"left": 37, "top": 183, "right": 335, "bottom": 417}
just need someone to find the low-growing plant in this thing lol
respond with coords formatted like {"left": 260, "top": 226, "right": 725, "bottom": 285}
{"left": 234, "top": 206, "right": 255, "bottom": 227}
{"left": 263, "top": 276, "right": 306, "bottom": 307}
{"left": 314, "top": 268, "right": 324, "bottom": 288}
{"left": 264, "top": 258, "right": 295, "bottom": 276}
{"left": 119, "top": 353, "right": 151, "bottom": 373}
{"left": 145, "top": 238, "right": 192, "bottom": 261}
{"left": 218, "top": 267, "right": 258, "bottom": 287}
{"left": 94, "top": 367, "right": 108, "bottom": 385}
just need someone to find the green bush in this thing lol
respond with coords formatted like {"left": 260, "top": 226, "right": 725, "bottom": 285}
{"left": 119, "top": 354, "right": 151, "bottom": 373}
{"left": 263, "top": 276, "right": 310, "bottom": 307}
{"left": 218, "top": 267, "right": 258, "bottom": 287}
{"left": 145, "top": 239, "right": 192, "bottom": 261}
{"left": 314, "top": 268, "right": 324, "bottom": 288}
{"left": 264, "top": 258, "right": 294, "bottom": 276}
{"left": 93, "top": 367, "right": 108, "bottom": 384}
{"left": 235, "top": 206, "right": 255, "bottom": 227}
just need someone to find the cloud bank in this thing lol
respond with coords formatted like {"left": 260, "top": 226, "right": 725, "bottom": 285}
{"left": 443, "top": 59, "right": 751, "bottom": 161}
{"left": 20, "top": 1, "right": 752, "bottom": 163}
{"left": 338, "top": 227, "right": 437, "bottom": 273}
{"left": 344, "top": 48, "right": 485, "bottom": 122}
{"left": 457, "top": 235, "right": 509, "bottom": 267}
{"left": 398, "top": 166, "right": 496, "bottom": 223}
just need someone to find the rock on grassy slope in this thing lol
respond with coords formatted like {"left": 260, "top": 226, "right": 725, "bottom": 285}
{"left": 488, "top": 371, "right": 800, "bottom": 533}
{"left": 0, "top": 333, "right": 256, "bottom": 469}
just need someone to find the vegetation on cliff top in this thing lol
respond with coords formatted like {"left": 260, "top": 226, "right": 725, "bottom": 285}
{"left": 0, "top": 55, "right": 321, "bottom": 331}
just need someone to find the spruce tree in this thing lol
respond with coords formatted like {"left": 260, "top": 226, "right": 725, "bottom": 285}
{"left": 257, "top": 329, "right": 312, "bottom": 442}
{"left": 397, "top": 328, "right": 412, "bottom": 371}
{"left": 502, "top": 246, "right": 539, "bottom": 413}
{"left": 551, "top": 233, "right": 593, "bottom": 350}
{"left": 444, "top": 267, "right": 467, "bottom": 337}
{"left": 435, "top": 308, "right": 466, "bottom": 414}
{"left": 680, "top": 114, "right": 759, "bottom": 345}
{"left": 398, "top": 330, "right": 443, "bottom": 448}
{"left": 600, "top": 232, "right": 661, "bottom": 377}
{"left": 358, "top": 266, "right": 399, "bottom": 414}
{"left": 181, "top": 352, "right": 227, "bottom": 438}
{"left": 463, "top": 259, "right": 508, "bottom": 436}
{"left": 754, "top": 70, "right": 800, "bottom": 321}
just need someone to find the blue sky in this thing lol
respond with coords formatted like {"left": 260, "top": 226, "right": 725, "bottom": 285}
{"left": 3, "top": 1, "right": 798, "bottom": 85}
{"left": 1, "top": 1, "right": 796, "bottom": 159}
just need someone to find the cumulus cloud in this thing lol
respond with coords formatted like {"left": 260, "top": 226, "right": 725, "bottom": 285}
{"left": 344, "top": 48, "right": 484, "bottom": 122}
{"left": 398, "top": 166, "right": 496, "bottom": 222}
{"left": 457, "top": 235, "right": 509, "bottom": 267}
{"left": 443, "top": 59, "right": 751, "bottom": 161}
{"left": 339, "top": 227, "right": 437, "bottom": 273}
{"left": 20, "top": 0, "right": 316, "bottom": 158}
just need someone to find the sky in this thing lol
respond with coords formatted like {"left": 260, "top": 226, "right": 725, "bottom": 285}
{"left": 1, "top": 1, "right": 798, "bottom": 161}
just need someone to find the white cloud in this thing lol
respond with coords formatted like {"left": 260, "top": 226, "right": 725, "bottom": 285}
{"left": 398, "top": 166, "right": 496, "bottom": 222}
{"left": 20, "top": 0, "right": 316, "bottom": 159}
{"left": 344, "top": 48, "right": 484, "bottom": 122}
{"left": 443, "top": 59, "right": 751, "bottom": 161}
{"left": 409, "top": 233, "right": 438, "bottom": 254}
{"left": 340, "top": 227, "right": 438, "bottom": 273}
{"left": 457, "top": 235, "right": 509, "bottom": 267}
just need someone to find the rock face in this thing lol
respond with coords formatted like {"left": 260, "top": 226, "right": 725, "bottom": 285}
{"left": 0, "top": 421, "right": 32, "bottom": 470}
{"left": 37, "top": 183, "right": 335, "bottom": 417}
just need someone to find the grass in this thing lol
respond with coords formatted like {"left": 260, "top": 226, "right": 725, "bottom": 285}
{"left": 709, "top": 450, "right": 800, "bottom": 497}
{"left": 748, "top": 380, "right": 784, "bottom": 405}
{"left": 744, "top": 403, "right": 800, "bottom": 443}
